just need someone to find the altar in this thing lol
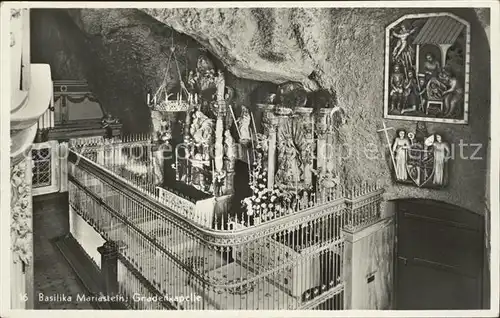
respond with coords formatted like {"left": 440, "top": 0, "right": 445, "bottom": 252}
{"left": 146, "top": 47, "right": 347, "bottom": 231}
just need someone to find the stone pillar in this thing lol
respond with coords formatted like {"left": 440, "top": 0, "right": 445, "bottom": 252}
{"left": 98, "top": 241, "right": 119, "bottom": 296}
{"left": 342, "top": 217, "right": 395, "bottom": 310}
{"left": 10, "top": 156, "right": 34, "bottom": 309}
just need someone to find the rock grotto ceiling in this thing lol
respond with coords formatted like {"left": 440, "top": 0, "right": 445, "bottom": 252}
{"left": 30, "top": 7, "right": 490, "bottom": 213}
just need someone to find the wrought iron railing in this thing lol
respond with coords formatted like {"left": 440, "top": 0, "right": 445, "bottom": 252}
{"left": 67, "top": 135, "right": 384, "bottom": 310}
{"left": 117, "top": 255, "right": 175, "bottom": 310}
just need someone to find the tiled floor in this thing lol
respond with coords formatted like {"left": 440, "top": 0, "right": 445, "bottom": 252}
{"left": 33, "top": 192, "right": 95, "bottom": 310}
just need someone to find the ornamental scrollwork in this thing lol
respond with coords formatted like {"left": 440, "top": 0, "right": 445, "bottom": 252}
{"left": 11, "top": 9, "right": 21, "bottom": 19}
{"left": 11, "top": 159, "right": 32, "bottom": 265}
{"left": 10, "top": 9, "right": 21, "bottom": 48}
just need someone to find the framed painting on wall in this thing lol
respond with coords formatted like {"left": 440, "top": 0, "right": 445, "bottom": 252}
{"left": 383, "top": 13, "right": 470, "bottom": 124}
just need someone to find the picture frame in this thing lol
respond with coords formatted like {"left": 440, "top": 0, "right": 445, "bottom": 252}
{"left": 383, "top": 13, "right": 471, "bottom": 124}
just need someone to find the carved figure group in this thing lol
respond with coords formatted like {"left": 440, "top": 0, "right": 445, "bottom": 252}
{"left": 391, "top": 127, "right": 450, "bottom": 187}
{"left": 276, "top": 138, "right": 303, "bottom": 187}
{"left": 190, "top": 110, "right": 215, "bottom": 153}
{"left": 385, "top": 14, "right": 469, "bottom": 123}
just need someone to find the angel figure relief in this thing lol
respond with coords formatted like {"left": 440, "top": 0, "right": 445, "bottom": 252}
{"left": 392, "top": 24, "right": 418, "bottom": 64}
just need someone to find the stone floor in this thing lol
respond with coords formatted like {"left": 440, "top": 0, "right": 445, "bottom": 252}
{"left": 33, "top": 192, "right": 95, "bottom": 309}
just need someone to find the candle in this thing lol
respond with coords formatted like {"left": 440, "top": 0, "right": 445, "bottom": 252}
{"left": 147, "top": 93, "right": 150, "bottom": 105}
{"left": 250, "top": 111, "right": 258, "bottom": 138}
{"left": 212, "top": 159, "right": 215, "bottom": 179}
{"left": 154, "top": 95, "right": 157, "bottom": 104}
{"left": 246, "top": 151, "right": 252, "bottom": 181}
{"left": 311, "top": 117, "right": 314, "bottom": 139}
{"left": 250, "top": 130, "right": 256, "bottom": 162}
{"left": 195, "top": 93, "right": 198, "bottom": 104}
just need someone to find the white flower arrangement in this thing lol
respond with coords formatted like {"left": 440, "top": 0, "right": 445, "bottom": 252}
{"left": 241, "top": 149, "right": 299, "bottom": 223}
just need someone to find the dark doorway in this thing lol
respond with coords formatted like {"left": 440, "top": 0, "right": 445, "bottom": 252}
{"left": 395, "top": 199, "right": 484, "bottom": 309}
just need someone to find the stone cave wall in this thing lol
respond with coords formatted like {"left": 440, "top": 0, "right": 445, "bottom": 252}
{"left": 30, "top": 7, "right": 491, "bottom": 215}
{"left": 144, "top": 7, "right": 490, "bottom": 215}
{"left": 30, "top": 9, "right": 267, "bottom": 133}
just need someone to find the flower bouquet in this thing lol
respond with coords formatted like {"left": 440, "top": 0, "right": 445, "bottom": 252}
{"left": 241, "top": 149, "right": 299, "bottom": 224}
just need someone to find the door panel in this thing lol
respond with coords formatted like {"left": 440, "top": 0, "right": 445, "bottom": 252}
{"left": 395, "top": 200, "right": 483, "bottom": 309}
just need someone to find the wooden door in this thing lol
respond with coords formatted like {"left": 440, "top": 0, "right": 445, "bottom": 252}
{"left": 395, "top": 199, "right": 484, "bottom": 309}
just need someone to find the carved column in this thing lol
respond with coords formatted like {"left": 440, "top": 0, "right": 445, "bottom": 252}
{"left": 10, "top": 156, "right": 34, "bottom": 309}
{"left": 316, "top": 111, "right": 328, "bottom": 182}
{"left": 215, "top": 102, "right": 225, "bottom": 175}
{"left": 325, "top": 119, "right": 337, "bottom": 177}
{"left": 296, "top": 108, "right": 315, "bottom": 188}
{"left": 223, "top": 134, "right": 237, "bottom": 195}
{"left": 215, "top": 117, "right": 224, "bottom": 183}
{"left": 264, "top": 116, "right": 278, "bottom": 189}
{"left": 10, "top": 8, "right": 53, "bottom": 309}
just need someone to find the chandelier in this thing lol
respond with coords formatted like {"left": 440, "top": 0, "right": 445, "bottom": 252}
{"left": 147, "top": 45, "right": 190, "bottom": 113}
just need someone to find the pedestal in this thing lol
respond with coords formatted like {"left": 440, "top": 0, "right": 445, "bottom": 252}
{"left": 98, "top": 241, "right": 119, "bottom": 296}
{"left": 342, "top": 217, "right": 395, "bottom": 310}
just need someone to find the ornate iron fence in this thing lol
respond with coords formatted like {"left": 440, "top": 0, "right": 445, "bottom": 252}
{"left": 67, "top": 135, "right": 384, "bottom": 310}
